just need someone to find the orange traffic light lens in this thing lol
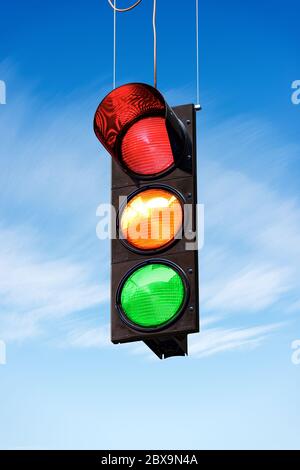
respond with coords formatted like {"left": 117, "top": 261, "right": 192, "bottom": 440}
{"left": 120, "top": 188, "right": 183, "bottom": 251}
{"left": 121, "top": 117, "right": 174, "bottom": 176}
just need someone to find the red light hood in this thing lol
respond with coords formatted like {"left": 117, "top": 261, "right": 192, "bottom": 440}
{"left": 94, "top": 83, "right": 189, "bottom": 178}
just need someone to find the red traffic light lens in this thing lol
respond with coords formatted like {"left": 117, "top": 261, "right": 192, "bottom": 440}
{"left": 121, "top": 117, "right": 174, "bottom": 176}
{"left": 94, "top": 83, "right": 189, "bottom": 178}
{"left": 94, "top": 83, "right": 166, "bottom": 160}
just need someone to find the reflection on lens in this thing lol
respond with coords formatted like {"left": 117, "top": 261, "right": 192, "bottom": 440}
{"left": 120, "top": 188, "right": 183, "bottom": 251}
{"left": 121, "top": 117, "right": 174, "bottom": 175}
{"left": 120, "top": 263, "right": 185, "bottom": 328}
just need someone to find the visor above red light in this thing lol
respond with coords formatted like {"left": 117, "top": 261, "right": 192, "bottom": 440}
{"left": 94, "top": 83, "right": 187, "bottom": 178}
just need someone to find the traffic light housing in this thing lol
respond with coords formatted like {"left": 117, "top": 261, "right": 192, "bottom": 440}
{"left": 94, "top": 83, "right": 199, "bottom": 359}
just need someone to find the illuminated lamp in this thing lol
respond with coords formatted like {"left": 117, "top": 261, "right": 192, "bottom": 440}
{"left": 120, "top": 187, "right": 183, "bottom": 251}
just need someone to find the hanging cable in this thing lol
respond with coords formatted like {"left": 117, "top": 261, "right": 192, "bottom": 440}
{"left": 108, "top": 1, "right": 199, "bottom": 100}
{"left": 153, "top": 0, "right": 157, "bottom": 88}
{"left": 107, "top": 0, "right": 157, "bottom": 88}
{"left": 113, "top": 0, "right": 117, "bottom": 88}
{"left": 108, "top": 0, "right": 142, "bottom": 13}
{"left": 195, "top": 0, "right": 200, "bottom": 108}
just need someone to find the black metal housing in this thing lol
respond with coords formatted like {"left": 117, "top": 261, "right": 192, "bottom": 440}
{"left": 110, "top": 104, "right": 199, "bottom": 359}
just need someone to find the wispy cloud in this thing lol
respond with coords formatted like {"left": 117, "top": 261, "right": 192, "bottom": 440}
{"left": 203, "top": 265, "right": 291, "bottom": 313}
{"left": 200, "top": 116, "right": 300, "bottom": 324}
{"left": 0, "top": 65, "right": 110, "bottom": 344}
{"left": 60, "top": 323, "right": 110, "bottom": 349}
{"left": 0, "top": 225, "right": 109, "bottom": 342}
{"left": 189, "top": 322, "right": 284, "bottom": 358}
{"left": 127, "top": 322, "right": 284, "bottom": 360}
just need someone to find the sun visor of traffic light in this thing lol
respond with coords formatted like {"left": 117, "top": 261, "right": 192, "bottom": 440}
{"left": 94, "top": 83, "right": 190, "bottom": 177}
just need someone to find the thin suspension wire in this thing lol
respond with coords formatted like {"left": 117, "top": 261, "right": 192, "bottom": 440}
{"left": 195, "top": 0, "right": 200, "bottom": 107}
{"left": 108, "top": 0, "right": 157, "bottom": 89}
{"left": 153, "top": 0, "right": 157, "bottom": 88}
{"left": 109, "top": 0, "right": 199, "bottom": 99}
{"left": 113, "top": 0, "right": 117, "bottom": 88}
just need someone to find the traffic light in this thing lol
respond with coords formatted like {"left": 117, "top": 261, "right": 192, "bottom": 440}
{"left": 94, "top": 83, "right": 199, "bottom": 359}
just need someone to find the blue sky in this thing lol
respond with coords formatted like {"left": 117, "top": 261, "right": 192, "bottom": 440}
{"left": 0, "top": 0, "right": 299, "bottom": 450}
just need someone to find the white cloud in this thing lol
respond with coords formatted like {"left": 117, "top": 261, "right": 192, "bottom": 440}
{"left": 0, "top": 66, "right": 110, "bottom": 345}
{"left": 0, "top": 64, "right": 108, "bottom": 226}
{"left": 189, "top": 323, "right": 283, "bottom": 358}
{"left": 0, "top": 225, "right": 109, "bottom": 343}
{"left": 60, "top": 324, "right": 110, "bottom": 349}
{"left": 202, "top": 161, "right": 300, "bottom": 262}
{"left": 203, "top": 265, "right": 291, "bottom": 313}
{"left": 199, "top": 120, "right": 300, "bottom": 318}
{"left": 126, "top": 322, "right": 284, "bottom": 361}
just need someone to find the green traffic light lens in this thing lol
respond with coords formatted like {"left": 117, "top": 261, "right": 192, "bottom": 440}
{"left": 119, "top": 263, "right": 186, "bottom": 329}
